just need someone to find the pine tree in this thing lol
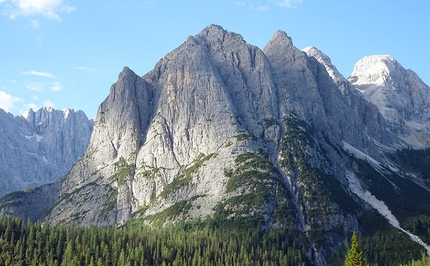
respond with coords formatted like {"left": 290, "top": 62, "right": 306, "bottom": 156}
{"left": 344, "top": 233, "right": 367, "bottom": 266}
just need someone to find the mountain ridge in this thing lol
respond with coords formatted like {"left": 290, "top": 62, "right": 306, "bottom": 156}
{"left": 0, "top": 107, "right": 93, "bottom": 197}
{"left": 1, "top": 24, "right": 430, "bottom": 265}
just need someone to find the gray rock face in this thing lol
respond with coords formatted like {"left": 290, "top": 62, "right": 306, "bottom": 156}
{"left": 4, "top": 25, "right": 430, "bottom": 265}
{"left": 0, "top": 107, "right": 93, "bottom": 197}
{"left": 348, "top": 55, "right": 430, "bottom": 148}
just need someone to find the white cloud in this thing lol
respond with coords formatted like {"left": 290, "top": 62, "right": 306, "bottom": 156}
{"left": 22, "top": 70, "right": 57, "bottom": 79}
{"left": 21, "top": 102, "right": 38, "bottom": 117}
{"left": 26, "top": 82, "right": 44, "bottom": 91}
{"left": 274, "top": 0, "right": 302, "bottom": 8}
{"left": 43, "top": 99, "right": 55, "bottom": 107}
{"left": 0, "top": 91, "right": 23, "bottom": 112}
{"left": 49, "top": 81, "right": 63, "bottom": 91}
{"left": 257, "top": 5, "right": 270, "bottom": 11}
{"left": 2, "top": 0, "right": 75, "bottom": 20}
{"left": 26, "top": 81, "right": 63, "bottom": 92}
{"left": 26, "top": 103, "right": 38, "bottom": 109}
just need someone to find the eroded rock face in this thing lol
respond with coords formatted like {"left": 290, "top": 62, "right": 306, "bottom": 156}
{"left": 348, "top": 55, "right": 430, "bottom": 148}
{"left": 5, "top": 25, "right": 430, "bottom": 265}
{"left": 0, "top": 107, "right": 93, "bottom": 197}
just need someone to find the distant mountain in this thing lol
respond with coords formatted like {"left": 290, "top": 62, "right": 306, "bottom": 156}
{"left": 2, "top": 25, "right": 430, "bottom": 265}
{"left": 348, "top": 55, "right": 430, "bottom": 148}
{"left": 0, "top": 107, "right": 93, "bottom": 197}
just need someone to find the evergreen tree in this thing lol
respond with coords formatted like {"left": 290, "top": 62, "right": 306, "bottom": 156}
{"left": 345, "top": 233, "right": 367, "bottom": 266}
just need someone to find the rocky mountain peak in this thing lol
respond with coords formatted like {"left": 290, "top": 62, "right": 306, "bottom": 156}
{"left": 303, "top": 46, "right": 347, "bottom": 86}
{"left": 4, "top": 26, "right": 430, "bottom": 265}
{"left": 349, "top": 55, "right": 430, "bottom": 147}
{"left": 348, "top": 55, "right": 402, "bottom": 86}
{"left": 0, "top": 107, "right": 93, "bottom": 197}
{"left": 270, "top": 30, "right": 294, "bottom": 47}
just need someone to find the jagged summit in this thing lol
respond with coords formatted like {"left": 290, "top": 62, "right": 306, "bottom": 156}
{"left": 270, "top": 29, "right": 294, "bottom": 46}
{"left": 0, "top": 107, "right": 93, "bottom": 197}
{"left": 303, "top": 46, "right": 346, "bottom": 84}
{"left": 3, "top": 25, "right": 430, "bottom": 265}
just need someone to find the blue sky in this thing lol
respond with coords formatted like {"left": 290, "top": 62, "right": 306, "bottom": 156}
{"left": 1, "top": 0, "right": 429, "bottom": 118}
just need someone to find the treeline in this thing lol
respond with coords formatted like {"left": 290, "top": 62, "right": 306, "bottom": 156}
{"left": 1, "top": 215, "right": 429, "bottom": 265}
{"left": 389, "top": 148, "right": 430, "bottom": 181}
{"left": 0, "top": 216, "right": 308, "bottom": 266}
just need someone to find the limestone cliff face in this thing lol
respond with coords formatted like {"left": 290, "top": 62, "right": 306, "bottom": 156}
{"left": 7, "top": 25, "right": 430, "bottom": 265}
{"left": 0, "top": 107, "right": 93, "bottom": 197}
{"left": 37, "top": 26, "right": 396, "bottom": 263}
{"left": 348, "top": 55, "right": 430, "bottom": 148}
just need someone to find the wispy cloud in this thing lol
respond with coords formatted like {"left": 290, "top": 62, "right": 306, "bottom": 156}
{"left": 1, "top": 0, "right": 75, "bottom": 20}
{"left": 49, "top": 81, "right": 63, "bottom": 91}
{"left": 73, "top": 66, "right": 97, "bottom": 73}
{"left": 26, "top": 81, "right": 63, "bottom": 92}
{"left": 233, "top": 1, "right": 245, "bottom": 7}
{"left": 274, "top": 0, "right": 302, "bottom": 8}
{"left": 26, "top": 82, "right": 44, "bottom": 91}
{"left": 30, "top": 19, "right": 39, "bottom": 28}
{"left": 22, "top": 70, "right": 57, "bottom": 79}
{"left": 0, "top": 90, "right": 23, "bottom": 112}
{"left": 21, "top": 102, "right": 39, "bottom": 117}
{"left": 256, "top": 5, "right": 270, "bottom": 11}
{"left": 43, "top": 99, "right": 55, "bottom": 107}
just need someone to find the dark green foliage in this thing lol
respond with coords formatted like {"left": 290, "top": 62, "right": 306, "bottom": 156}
{"left": 225, "top": 152, "right": 274, "bottom": 193}
{"left": 183, "top": 152, "right": 216, "bottom": 178}
{"left": 355, "top": 158, "right": 430, "bottom": 220}
{"left": 359, "top": 210, "right": 425, "bottom": 265}
{"left": 0, "top": 215, "right": 309, "bottom": 265}
{"left": 234, "top": 132, "right": 250, "bottom": 141}
{"left": 143, "top": 200, "right": 192, "bottom": 227}
{"left": 388, "top": 147, "right": 430, "bottom": 185}
{"left": 159, "top": 153, "right": 216, "bottom": 198}
{"left": 99, "top": 188, "right": 118, "bottom": 218}
{"left": 220, "top": 151, "right": 278, "bottom": 226}
{"left": 263, "top": 117, "right": 278, "bottom": 128}
{"left": 111, "top": 157, "right": 134, "bottom": 185}
{"left": 401, "top": 253, "right": 430, "bottom": 266}
{"left": 403, "top": 215, "right": 430, "bottom": 244}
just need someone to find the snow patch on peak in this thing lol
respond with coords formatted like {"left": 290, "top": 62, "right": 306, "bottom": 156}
{"left": 63, "top": 108, "right": 73, "bottom": 119}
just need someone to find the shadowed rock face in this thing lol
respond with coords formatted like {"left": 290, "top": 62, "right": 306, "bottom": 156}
{"left": 3, "top": 25, "right": 430, "bottom": 265}
{"left": 0, "top": 107, "right": 93, "bottom": 197}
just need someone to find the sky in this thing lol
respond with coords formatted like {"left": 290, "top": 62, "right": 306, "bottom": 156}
{"left": 1, "top": 0, "right": 429, "bottom": 118}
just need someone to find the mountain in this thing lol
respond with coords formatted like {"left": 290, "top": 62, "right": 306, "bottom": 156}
{"left": 0, "top": 107, "right": 93, "bottom": 197}
{"left": 348, "top": 55, "right": 430, "bottom": 148}
{"left": 2, "top": 25, "right": 430, "bottom": 265}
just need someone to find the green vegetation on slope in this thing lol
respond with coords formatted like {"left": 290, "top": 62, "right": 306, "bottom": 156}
{"left": 0, "top": 215, "right": 309, "bottom": 266}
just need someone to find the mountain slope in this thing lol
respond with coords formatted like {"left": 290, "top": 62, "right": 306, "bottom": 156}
{"left": 0, "top": 107, "right": 93, "bottom": 197}
{"left": 348, "top": 55, "right": 430, "bottom": 148}
{"left": 2, "top": 25, "right": 430, "bottom": 265}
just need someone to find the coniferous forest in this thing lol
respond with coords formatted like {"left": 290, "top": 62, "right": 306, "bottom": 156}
{"left": 0, "top": 214, "right": 429, "bottom": 265}
{"left": 0, "top": 215, "right": 308, "bottom": 266}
